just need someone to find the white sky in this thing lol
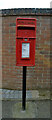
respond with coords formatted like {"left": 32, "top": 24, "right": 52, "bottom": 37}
{"left": 0, "top": 0, "right": 51, "bottom": 9}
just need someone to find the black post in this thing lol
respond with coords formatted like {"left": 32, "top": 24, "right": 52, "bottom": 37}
{"left": 22, "top": 66, "right": 26, "bottom": 110}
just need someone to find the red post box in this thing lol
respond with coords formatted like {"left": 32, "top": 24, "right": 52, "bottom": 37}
{"left": 16, "top": 18, "right": 36, "bottom": 66}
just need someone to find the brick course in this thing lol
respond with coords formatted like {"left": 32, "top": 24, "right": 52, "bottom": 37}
{"left": 1, "top": 8, "right": 51, "bottom": 90}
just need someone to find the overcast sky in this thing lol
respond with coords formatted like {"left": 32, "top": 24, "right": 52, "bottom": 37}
{"left": 0, "top": 0, "right": 51, "bottom": 9}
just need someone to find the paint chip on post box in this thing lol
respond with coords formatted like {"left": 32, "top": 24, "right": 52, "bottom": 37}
{"left": 16, "top": 18, "right": 36, "bottom": 66}
{"left": 22, "top": 43, "right": 30, "bottom": 58}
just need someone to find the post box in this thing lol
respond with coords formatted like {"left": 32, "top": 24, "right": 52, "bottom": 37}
{"left": 16, "top": 18, "right": 36, "bottom": 66}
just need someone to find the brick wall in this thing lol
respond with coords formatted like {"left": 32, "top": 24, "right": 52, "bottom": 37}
{"left": 1, "top": 8, "right": 52, "bottom": 90}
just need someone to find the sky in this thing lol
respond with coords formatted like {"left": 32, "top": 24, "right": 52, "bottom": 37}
{"left": 0, "top": 0, "right": 52, "bottom": 9}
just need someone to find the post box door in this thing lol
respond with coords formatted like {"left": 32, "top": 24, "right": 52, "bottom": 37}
{"left": 16, "top": 18, "right": 36, "bottom": 66}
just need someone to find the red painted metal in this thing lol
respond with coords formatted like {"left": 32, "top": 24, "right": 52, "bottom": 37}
{"left": 16, "top": 18, "right": 36, "bottom": 66}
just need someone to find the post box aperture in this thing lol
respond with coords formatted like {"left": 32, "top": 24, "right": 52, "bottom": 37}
{"left": 16, "top": 18, "right": 36, "bottom": 66}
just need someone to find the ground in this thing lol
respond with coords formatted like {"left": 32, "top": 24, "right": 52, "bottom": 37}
{"left": 2, "top": 100, "right": 50, "bottom": 118}
{"left": 0, "top": 89, "right": 51, "bottom": 119}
